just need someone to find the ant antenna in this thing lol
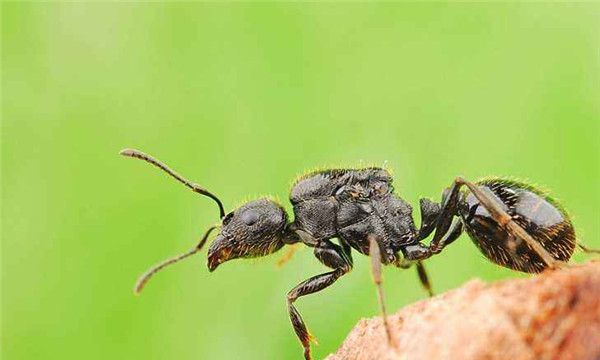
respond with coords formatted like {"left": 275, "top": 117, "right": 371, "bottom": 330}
{"left": 120, "top": 148, "right": 226, "bottom": 219}
{"left": 134, "top": 226, "right": 217, "bottom": 295}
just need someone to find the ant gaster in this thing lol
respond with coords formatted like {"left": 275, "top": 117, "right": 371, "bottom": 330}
{"left": 121, "top": 149, "right": 595, "bottom": 360}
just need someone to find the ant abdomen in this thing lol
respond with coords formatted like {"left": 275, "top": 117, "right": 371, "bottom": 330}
{"left": 459, "top": 178, "right": 576, "bottom": 273}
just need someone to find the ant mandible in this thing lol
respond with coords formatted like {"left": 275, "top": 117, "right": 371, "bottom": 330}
{"left": 121, "top": 148, "right": 596, "bottom": 360}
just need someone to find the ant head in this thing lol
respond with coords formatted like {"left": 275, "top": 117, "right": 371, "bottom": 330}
{"left": 122, "top": 149, "right": 289, "bottom": 294}
{"left": 207, "top": 198, "right": 287, "bottom": 271}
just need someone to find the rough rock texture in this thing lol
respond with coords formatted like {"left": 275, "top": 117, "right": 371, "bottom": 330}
{"left": 327, "top": 262, "right": 600, "bottom": 360}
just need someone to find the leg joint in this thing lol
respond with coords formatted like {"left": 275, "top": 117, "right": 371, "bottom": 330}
{"left": 339, "top": 263, "right": 352, "bottom": 274}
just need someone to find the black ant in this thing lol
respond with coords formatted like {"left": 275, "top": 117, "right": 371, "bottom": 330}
{"left": 121, "top": 148, "right": 597, "bottom": 360}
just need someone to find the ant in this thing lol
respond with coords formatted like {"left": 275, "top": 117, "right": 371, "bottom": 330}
{"left": 121, "top": 148, "right": 597, "bottom": 360}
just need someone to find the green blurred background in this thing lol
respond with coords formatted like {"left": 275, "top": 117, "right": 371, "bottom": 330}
{"left": 2, "top": 3, "right": 599, "bottom": 360}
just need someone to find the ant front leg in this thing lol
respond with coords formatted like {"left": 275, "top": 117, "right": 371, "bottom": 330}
{"left": 578, "top": 243, "right": 600, "bottom": 254}
{"left": 286, "top": 239, "right": 352, "bottom": 360}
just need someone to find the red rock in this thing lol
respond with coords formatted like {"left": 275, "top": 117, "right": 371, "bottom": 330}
{"left": 327, "top": 262, "right": 600, "bottom": 360}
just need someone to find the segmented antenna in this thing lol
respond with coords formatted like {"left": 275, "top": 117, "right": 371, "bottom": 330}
{"left": 120, "top": 148, "right": 226, "bottom": 219}
{"left": 134, "top": 226, "right": 217, "bottom": 294}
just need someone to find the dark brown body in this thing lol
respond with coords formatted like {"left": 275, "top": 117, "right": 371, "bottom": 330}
{"left": 289, "top": 168, "right": 422, "bottom": 264}
{"left": 121, "top": 149, "right": 582, "bottom": 360}
{"left": 459, "top": 179, "right": 576, "bottom": 273}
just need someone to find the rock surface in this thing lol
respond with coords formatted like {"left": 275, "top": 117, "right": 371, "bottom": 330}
{"left": 326, "top": 261, "right": 600, "bottom": 360}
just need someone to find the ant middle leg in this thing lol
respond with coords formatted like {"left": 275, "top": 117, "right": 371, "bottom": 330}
{"left": 368, "top": 235, "right": 397, "bottom": 347}
{"left": 286, "top": 239, "right": 352, "bottom": 360}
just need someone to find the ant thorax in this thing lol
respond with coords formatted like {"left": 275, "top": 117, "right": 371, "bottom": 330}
{"left": 289, "top": 168, "right": 418, "bottom": 263}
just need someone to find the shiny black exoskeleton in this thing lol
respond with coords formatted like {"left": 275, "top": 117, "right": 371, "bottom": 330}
{"left": 121, "top": 149, "right": 586, "bottom": 360}
{"left": 288, "top": 168, "right": 437, "bottom": 265}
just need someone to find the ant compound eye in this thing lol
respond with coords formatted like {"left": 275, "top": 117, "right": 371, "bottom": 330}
{"left": 241, "top": 210, "right": 259, "bottom": 226}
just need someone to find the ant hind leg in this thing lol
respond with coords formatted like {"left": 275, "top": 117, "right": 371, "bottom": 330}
{"left": 430, "top": 219, "right": 463, "bottom": 255}
{"left": 415, "top": 261, "right": 434, "bottom": 297}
